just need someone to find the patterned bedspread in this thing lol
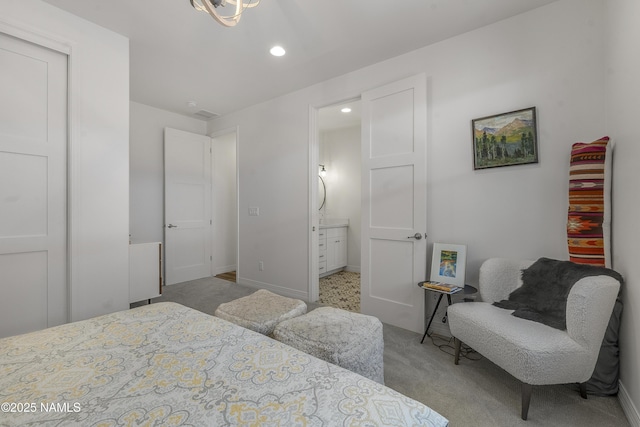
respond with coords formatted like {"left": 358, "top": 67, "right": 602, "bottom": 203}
{"left": 0, "top": 302, "right": 448, "bottom": 426}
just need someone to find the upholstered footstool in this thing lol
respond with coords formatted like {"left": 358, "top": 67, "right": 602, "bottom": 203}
{"left": 273, "top": 307, "right": 384, "bottom": 384}
{"left": 214, "top": 289, "right": 307, "bottom": 336}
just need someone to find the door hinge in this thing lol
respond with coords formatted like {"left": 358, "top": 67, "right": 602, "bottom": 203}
{"left": 210, "top": 256, "right": 212, "bottom": 261}
{"left": 210, "top": 219, "right": 212, "bottom": 225}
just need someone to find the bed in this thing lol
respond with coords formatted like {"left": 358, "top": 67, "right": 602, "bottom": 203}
{"left": 0, "top": 302, "right": 448, "bottom": 426}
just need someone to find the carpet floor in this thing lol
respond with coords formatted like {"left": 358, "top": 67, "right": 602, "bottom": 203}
{"left": 147, "top": 277, "right": 630, "bottom": 427}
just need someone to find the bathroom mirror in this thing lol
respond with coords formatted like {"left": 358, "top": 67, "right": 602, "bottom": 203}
{"left": 318, "top": 175, "right": 326, "bottom": 210}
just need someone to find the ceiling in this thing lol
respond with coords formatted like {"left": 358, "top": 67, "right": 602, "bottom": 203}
{"left": 318, "top": 100, "right": 361, "bottom": 132}
{"left": 42, "top": 0, "right": 557, "bottom": 123}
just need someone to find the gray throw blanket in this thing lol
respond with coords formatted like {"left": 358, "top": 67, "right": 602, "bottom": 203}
{"left": 493, "top": 257, "right": 623, "bottom": 330}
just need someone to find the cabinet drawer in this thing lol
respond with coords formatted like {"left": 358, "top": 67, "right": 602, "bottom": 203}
{"left": 318, "top": 237, "right": 327, "bottom": 250}
{"left": 318, "top": 229, "right": 326, "bottom": 239}
{"left": 318, "top": 261, "right": 327, "bottom": 274}
{"left": 318, "top": 247, "right": 327, "bottom": 261}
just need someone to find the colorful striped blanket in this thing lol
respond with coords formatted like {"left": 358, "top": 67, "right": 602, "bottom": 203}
{"left": 567, "top": 136, "right": 612, "bottom": 267}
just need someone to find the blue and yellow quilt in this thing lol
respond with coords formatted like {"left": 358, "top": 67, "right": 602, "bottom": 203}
{"left": 0, "top": 302, "right": 448, "bottom": 426}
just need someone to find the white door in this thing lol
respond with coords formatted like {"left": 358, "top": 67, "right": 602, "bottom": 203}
{"left": 0, "top": 33, "right": 68, "bottom": 338}
{"left": 360, "top": 74, "right": 427, "bottom": 333}
{"left": 210, "top": 130, "right": 238, "bottom": 276}
{"left": 164, "top": 128, "right": 212, "bottom": 285}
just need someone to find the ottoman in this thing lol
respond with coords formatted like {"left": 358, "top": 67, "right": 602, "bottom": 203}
{"left": 214, "top": 289, "right": 307, "bottom": 336}
{"left": 273, "top": 307, "right": 384, "bottom": 384}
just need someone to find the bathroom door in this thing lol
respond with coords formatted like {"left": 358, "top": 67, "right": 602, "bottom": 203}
{"left": 360, "top": 74, "right": 427, "bottom": 333}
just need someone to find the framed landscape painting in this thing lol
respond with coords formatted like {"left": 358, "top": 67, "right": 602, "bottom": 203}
{"left": 472, "top": 107, "right": 538, "bottom": 170}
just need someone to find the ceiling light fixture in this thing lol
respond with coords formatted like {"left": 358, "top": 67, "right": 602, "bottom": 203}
{"left": 270, "top": 46, "right": 286, "bottom": 57}
{"left": 341, "top": 107, "right": 352, "bottom": 113}
{"left": 190, "top": 0, "right": 260, "bottom": 28}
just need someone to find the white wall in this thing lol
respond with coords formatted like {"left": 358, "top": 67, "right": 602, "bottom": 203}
{"left": 129, "top": 101, "right": 206, "bottom": 245}
{"left": 212, "top": 131, "right": 237, "bottom": 275}
{"left": 320, "top": 126, "right": 361, "bottom": 271}
{"left": 605, "top": 0, "right": 640, "bottom": 424}
{"left": 210, "top": 0, "right": 606, "bottom": 300}
{"left": 3, "top": 0, "right": 130, "bottom": 321}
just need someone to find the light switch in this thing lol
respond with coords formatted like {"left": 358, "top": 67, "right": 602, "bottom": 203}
{"left": 249, "top": 207, "right": 259, "bottom": 216}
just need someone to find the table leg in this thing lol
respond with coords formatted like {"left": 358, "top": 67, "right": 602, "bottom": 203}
{"left": 442, "top": 293, "right": 453, "bottom": 322}
{"left": 421, "top": 293, "right": 444, "bottom": 343}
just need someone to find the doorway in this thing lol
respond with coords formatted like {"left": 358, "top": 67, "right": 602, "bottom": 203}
{"left": 164, "top": 128, "right": 212, "bottom": 285}
{"left": 211, "top": 128, "right": 238, "bottom": 279}
{"left": 315, "top": 100, "right": 362, "bottom": 312}
{"left": 309, "top": 74, "right": 427, "bottom": 333}
{"left": 163, "top": 127, "right": 238, "bottom": 286}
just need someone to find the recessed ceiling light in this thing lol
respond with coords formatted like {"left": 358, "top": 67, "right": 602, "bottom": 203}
{"left": 341, "top": 107, "right": 352, "bottom": 113}
{"left": 270, "top": 45, "right": 286, "bottom": 57}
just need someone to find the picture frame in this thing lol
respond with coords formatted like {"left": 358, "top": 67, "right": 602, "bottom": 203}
{"left": 472, "top": 107, "right": 538, "bottom": 170}
{"left": 430, "top": 243, "right": 467, "bottom": 287}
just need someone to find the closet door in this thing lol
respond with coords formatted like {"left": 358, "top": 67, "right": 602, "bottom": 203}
{"left": 0, "top": 33, "right": 68, "bottom": 338}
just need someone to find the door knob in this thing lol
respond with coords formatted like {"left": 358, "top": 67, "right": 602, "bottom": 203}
{"left": 407, "top": 233, "right": 422, "bottom": 240}
{"left": 167, "top": 224, "right": 177, "bottom": 228}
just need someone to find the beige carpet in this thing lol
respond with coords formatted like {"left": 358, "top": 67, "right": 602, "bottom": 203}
{"left": 319, "top": 271, "right": 360, "bottom": 312}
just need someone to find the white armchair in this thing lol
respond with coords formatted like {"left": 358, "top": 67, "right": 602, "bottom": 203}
{"left": 448, "top": 258, "right": 620, "bottom": 420}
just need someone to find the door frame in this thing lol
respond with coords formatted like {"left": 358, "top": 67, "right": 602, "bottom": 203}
{"left": 0, "top": 20, "right": 74, "bottom": 324}
{"left": 308, "top": 75, "right": 427, "bottom": 332}
{"left": 308, "top": 96, "right": 361, "bottom": 302}
{"left": 209, "top": 126, "right": 240, "bottom": 280}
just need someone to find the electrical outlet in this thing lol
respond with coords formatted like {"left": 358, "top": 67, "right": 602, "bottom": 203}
{"left": 249, "top": 207, "right": 259, "bottom": 216}
{"left": 259, "top": 261, "right": 264, "bottom": 271}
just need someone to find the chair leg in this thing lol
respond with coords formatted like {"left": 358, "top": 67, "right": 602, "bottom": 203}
{"left": 579, "top": 382, "right": 587, "bottom": 399}
{"left": 521, "top": 382, "right": 532, "bottom": 420}
{"left": 454, "top": 338, "right": 461, "bottom": 365}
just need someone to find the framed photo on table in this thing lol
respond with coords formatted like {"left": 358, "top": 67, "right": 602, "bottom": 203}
{"left": 430, "top": 243, "right": 467, "bottom": 287}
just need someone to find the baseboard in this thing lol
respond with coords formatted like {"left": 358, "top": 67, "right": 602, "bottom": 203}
{"left": 236, "top": 277, "right": 309, "bottom": 301}
{"left": 320, "top": 267, "right": 344, "bottom": 278}
{"left": 619, "top": 380, "right": 640, "bottom": 427}
{"left": 345, "top": 265, "right": 361, "bottom": 273}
